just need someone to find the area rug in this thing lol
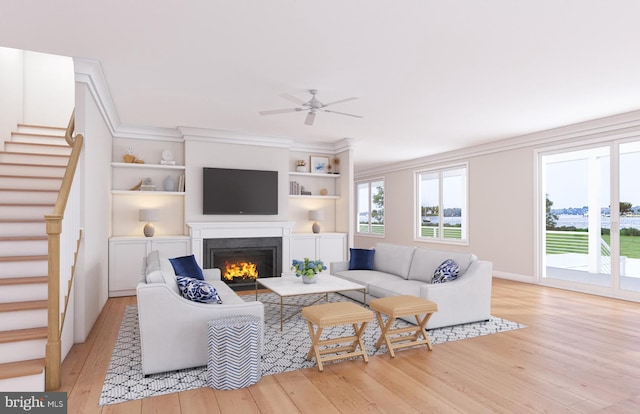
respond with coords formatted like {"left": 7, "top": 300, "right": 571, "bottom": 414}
{"left": 99, "top": 293, "right": 525, "bottom": 406}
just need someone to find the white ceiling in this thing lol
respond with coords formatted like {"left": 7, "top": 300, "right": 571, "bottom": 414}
{"left": 2, "top": 1, "right": 640, "bottom": 171}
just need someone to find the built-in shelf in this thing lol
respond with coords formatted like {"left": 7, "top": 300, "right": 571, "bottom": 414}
{"left": 289, "top": 172, "right": 340, "bottom": 178}
{"left": 289, "top": 195, "right": 340, "bottom": 199}
{"left": 111, "top": 162, "right": 186, "bottom": 170}
{"left": 112, "top": 190, "right": 185, "bottom": 195}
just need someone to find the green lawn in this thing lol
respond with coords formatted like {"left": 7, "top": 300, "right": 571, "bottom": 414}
{"left": 602, "top": 234, "right": 640, "bottom": 259}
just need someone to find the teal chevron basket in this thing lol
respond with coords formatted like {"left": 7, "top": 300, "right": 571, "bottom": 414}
{"left": 207, "top": 315, "right": 262, "bottom": 390}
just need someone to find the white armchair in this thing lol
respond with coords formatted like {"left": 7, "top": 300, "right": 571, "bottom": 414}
{"left": 136, "top": 251, "right": 264, "bottom": 375}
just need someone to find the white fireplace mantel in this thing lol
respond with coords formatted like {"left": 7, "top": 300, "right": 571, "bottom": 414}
{"left": 187, "top": 221, "right": 294, "bottom": 270}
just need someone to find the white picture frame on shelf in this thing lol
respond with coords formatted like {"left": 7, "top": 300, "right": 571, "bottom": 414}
{"left": 310, "top": 156, "right": 329, "bottom": 174}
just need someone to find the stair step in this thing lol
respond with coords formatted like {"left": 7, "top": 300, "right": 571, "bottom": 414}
{"left": 0, "top": 277, "right": 48, "bottom": 303}
{"left": 0, "top": 175, "right": 62, "bottom": 190}
{"left": 0, "top": 152, "right": 70, "bottom": 166}
{"left": 0, "top": 301, "right": 47, "bottom": 331}
{"left": 11, "top": 131, "right": 67, "bottom": 146}
{"left": 0, "top": 163, "right": 66, "bottom": 177}
{"left": 0, "top": 328, "right": 47, "bottom": 364}
{"left": 0, "top": 327, "right": 48, "bottom": 344}
{"left": 0, "top": 237, "right": 48, "bottom": 256}
{"left": 0, "top": 220, "right": 46, "bottom": 237}
{"left": 0, "top": 256, "right": 48, "bottom": 279}
{"left": 0, "top": 204, "right": 53, "bottom": 221}
{"left": 0, "top": 358, "right": 45, "bottom": 380}
{"left": 0, "top": 189, "right": 58, "bottom": 204}
{"left": 0, "top": 358, "right": 45, "bottom": 391}
{"left": 17, "top": 123, "right": 66, "bottom": 135}
{"left": 4, "top": 141, "right": 71, "bottom": 155}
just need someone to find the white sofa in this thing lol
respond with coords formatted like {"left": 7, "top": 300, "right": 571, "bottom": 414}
{"left": 136, "top": 250, "right": 264, "bottom": 375}
{"left": 330, "top": 243, "right": 492, "bottom": 329}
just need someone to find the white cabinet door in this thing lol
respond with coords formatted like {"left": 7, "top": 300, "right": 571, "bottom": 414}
{"left": 289, "top": 236, "right": 318, "bottom": 261}
{"left": 318, "top": 235, "right": 347, "bottom": 265}
{"left": 109, "top": 237, "right": 190, "bottom": 297}
{"left": 109, "top": 239, "right": 148, "bottom": 296}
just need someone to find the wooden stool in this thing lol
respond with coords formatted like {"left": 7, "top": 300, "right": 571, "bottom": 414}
{"left": 301, "top": 302, "right": 373, "bottom": 372}
{"left": 369, "top": 295, "right": 438, "bottom": 357}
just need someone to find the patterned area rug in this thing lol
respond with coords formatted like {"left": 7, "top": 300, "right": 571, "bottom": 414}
{"left": 99, "top": 293, "right": 525, "bottom": 405}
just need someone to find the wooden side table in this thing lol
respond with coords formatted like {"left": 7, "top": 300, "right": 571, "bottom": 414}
{"left": 369, "top": 295, "right": 438, "bottom": 357}
{"left": 301, "top": 302, "right": 373, "bottom": 372}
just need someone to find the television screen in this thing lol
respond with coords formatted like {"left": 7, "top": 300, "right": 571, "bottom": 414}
{"left": 203, "top": 167, "right": 278, "bottom": 215}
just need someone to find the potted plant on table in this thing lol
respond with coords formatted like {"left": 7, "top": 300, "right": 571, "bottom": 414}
{"left": 291, "top": 258, "right": 326, "bottom": 284}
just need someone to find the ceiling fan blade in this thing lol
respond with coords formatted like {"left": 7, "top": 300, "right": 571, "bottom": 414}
{"left": 322, "top": 109, "right": 363, "bottom": 118}
{"left": 279, "top": 93, "right": 307, "bottom": 105}
{"left": 304, "top": 112, "right": 316, "bottom": 126}
{"left": 258, "top": 108, "right": 299, "bottom": 116}
{"left": 322, "top": 97, "right": 358, "bottom": 107}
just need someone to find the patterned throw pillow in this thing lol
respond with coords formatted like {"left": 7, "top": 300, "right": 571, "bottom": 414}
{"left": 169, "top": 255, "right": 205, "bottom": 280}
{"left": 431, "top": 259, "right": 460, "bottom": 284}
{"left": 176, "top": 276, "right": 223, "bottom": 303}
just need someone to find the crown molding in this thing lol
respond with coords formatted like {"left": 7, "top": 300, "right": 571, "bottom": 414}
{"left": 356, "top": 109, "right": 640, "bottom": 178}
{"left": 180, "top": 126, "right": 293, "bottom": 148}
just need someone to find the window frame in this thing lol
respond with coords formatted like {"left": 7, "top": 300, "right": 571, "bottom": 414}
{"left": 355, "top": 178, "right": 385, "bottom": 237}
{"left": 415, "top": 163, "right": 469, "bottom": 245}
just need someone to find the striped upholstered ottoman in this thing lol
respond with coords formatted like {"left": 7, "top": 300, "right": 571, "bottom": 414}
{"left": 207, "top": 315, "right": 262, "bottom": 390}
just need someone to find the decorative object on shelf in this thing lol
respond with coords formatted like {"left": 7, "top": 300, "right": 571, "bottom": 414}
{"left": 295, "top": 160, "right": 307, "bottom": 172}
{"left": 134, "top": 159, "right": 145, "bottom": 164}
{"left": 309, "top": 209, "right": 324, "bottom": 233}
{"left": 123, "top": 147, "right": 136, "bottom": 163}
{"left": 319, "top": 188, "right": 328, "bottom": 196}
{"left": 310, "top": 156, "right": 329, "bottom": 174}
{"left": 161, "top": 149, "right": 176, "bottom": 165}
{"left": 129, "top": 180, "right": 143, "bottom": 191}
{"left": 332, "top": 157, "right": 340, "bottom": 174}
{"left": 139, "top": 208, "right": 160, "bottom": 237}
{"left": 291, "top": 258, "right": 326, "bottom": 284}
{"left": 164, "top": 175, "right": 176, "bottom": 191}
{"left": 140, "top": 177, "right": 156, "bottom": 191}
{"left": 178, "top": 174, "right": 185, "bottom": 192}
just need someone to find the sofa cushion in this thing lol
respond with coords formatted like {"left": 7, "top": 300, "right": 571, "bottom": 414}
{"left": 332, "top": 269, "right": 402, "bottom": 290}
{"left": 408, "top": 247, "right": 475, "bottom": 282}
{"left": 431, "top": 259, "right": 460, "bottom": 283}
{"left": 349, "top": 248, "right": 375, "bottom": 270}
{"left": 146, "top": 270, "right": 164, "bottom": 284}
{"left": 367, "top": 279, "right": 424, "bottom": 298}
{"left": 169, "top": 254, "right": 204, "bottom": 280}
{"left": 372, "top": 243, "right": 416, "bottom": 279}
{"left": 176, "top": 276, "right": 223, "bottom": 303}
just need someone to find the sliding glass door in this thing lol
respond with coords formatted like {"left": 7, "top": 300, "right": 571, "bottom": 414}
{"left": 541, "top": 140, "right": 640, "bottom": 297}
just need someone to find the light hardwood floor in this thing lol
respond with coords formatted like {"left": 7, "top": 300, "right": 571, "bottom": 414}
{"left": 59, "top": 279, "right": 640, "bottom": 413}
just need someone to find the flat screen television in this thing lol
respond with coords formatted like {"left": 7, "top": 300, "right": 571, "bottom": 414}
{"left": 203, "top": 167, "right": 278, "bottom": 215}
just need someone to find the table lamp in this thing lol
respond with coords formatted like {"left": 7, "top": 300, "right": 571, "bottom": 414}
{"left": 309, "top": 209, "right": 324, "bottom": 233}
{"left": 139, "top": 208, "right": 160, "bottom": 237}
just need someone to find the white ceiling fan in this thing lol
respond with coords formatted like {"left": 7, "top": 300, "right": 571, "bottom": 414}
{"left": 259, "top": 89, "right": 363, "bottom": 126}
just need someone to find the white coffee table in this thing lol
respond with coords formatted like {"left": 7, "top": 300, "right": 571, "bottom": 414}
{"left": 255, "top": 275, "right": 366, "bottom": 331}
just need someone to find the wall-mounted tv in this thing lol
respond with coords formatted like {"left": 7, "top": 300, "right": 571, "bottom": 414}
{"left": 203, "top": 167, "right": 278, "bottom": 215}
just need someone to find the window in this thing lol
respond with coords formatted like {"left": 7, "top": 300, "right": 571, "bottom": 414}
{"left": 416, "top": 165, "right": 467, "bottom": 242}
{"left": 356, "top": 179, "right": 384, "bottom": 235}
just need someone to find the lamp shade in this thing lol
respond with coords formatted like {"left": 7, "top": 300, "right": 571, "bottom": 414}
{"left": 308, "top": 210, "right": 324, "bottom": 221}
{"left": 139, "top": 208, "right": 160, "bottom": 222}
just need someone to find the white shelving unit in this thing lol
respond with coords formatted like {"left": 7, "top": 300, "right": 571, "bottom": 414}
{"left": 288, "top": 171, "right": 341, "bottom": 198}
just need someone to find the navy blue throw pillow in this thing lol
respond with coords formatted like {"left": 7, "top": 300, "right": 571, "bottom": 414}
{"left": 348, "top": 248, "right": 375, "bottom": 270}
{"left": 169, "top": 254, "right": 204, "bottom": 280}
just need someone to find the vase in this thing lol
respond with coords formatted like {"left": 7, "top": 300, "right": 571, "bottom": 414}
{"left": 164, "top": 175, "right": 176, "bottom": 191}
{"left": 296, "top": 166, "right": 306, "bottom": 172}
{"left": 303, "top": 274, "right": 317, "bottom": 284}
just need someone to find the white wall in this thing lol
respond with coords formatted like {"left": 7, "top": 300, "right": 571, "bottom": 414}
{"left": 184, "top": 138, "right": 290, "bottom": 223}
{"left": 0, "top": 47, "right": 24, "bottom": 145}
{"left": 73, "top": 84, "right": 112, "bottom": 342}
{"left": 23, "top": 51, "right": 74, "bottom": 127}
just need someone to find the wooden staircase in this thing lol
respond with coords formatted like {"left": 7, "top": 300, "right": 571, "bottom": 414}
{"left": 0, "top": 124, "right": 69, "bottom": 391}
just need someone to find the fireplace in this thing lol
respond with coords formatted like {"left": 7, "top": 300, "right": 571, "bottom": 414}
{"left": 203, "top": 237, "right": 283, "bottom": 290}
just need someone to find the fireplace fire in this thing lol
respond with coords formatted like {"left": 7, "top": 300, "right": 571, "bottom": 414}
{"left": 203, "top": 237, "right": 283, "bottom": 291}
{"left": 224, "top": 260, "right": 259, "bottom": 281}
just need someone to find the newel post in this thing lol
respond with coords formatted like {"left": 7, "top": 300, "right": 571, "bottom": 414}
{"left": 45, "top": 214, "right": 63, "bottom": 390}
